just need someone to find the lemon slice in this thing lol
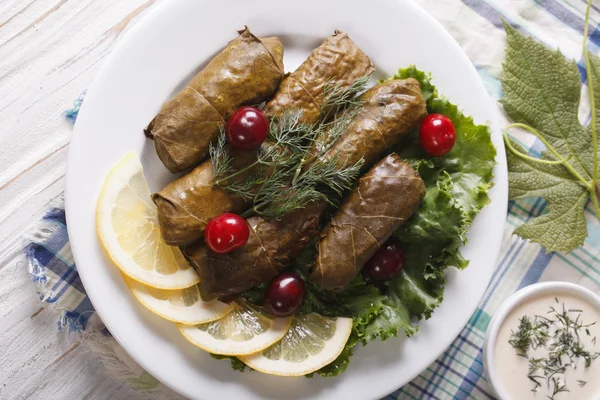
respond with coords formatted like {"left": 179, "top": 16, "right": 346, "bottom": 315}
{"left": 178, "top": 301, "right": 292, "bottom": 356}
{"left": 239, "top": 313, "right": 353, "bottom": 376}
{"left": 124, "top": 277, "right": 233, "bottom": 325}
{"left": 96, "top": 152, "right": 199, "bottom": 289}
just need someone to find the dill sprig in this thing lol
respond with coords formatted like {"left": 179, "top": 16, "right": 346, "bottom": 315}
{"left": 210, "top": 76, "right": 369, "bottom": 218}
{"left": 268, "top": 110, "right": 316, "bottom": 156}
{"left": 249, "top": 156, "right": 364, "bottom": 218}
{"left": 549, "top": 377, "right": 569, "bottom": 399}
{"left": 209, "top": 126, "right": 233, "bottom": 179}
{"left": 509, "top": 316, "right": 534, "bottom": 357}
{"left": 320, "top": 75, "right": 370, "bottom": 121}
{"left": 508, "top": 299, "right": 600, "bottom": 399}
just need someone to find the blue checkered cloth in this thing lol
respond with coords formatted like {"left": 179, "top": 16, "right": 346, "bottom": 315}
{"left": 26, "top": 205, "right": 95, "bottom": 333}
{"left": 24, "top": 0, "right": 600, "bottom": 398}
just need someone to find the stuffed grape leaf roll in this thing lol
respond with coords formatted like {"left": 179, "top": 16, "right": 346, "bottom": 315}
{"left": 315, "top": 78, "right": 427, "bottom": 170}
{"left": 145, "top": 27, "right": 284, "bottom": 173}
{"left": 152, "top": 147, "right": 261, "bottom": 246}
{"left": 310, "top": 153, "right": 425, "bottom": 291}
{"left": 263, "top": 30, "right": 374, "bottom": 122}
{"left": 185, "top": 202, "right": 327, "bottom": 301}
{"left": 153, "top": 31, "right": 374, "bottom": 246}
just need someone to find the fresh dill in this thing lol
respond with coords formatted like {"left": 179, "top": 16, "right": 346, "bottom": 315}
{"left": 529, "top": 373, "right": 543, "bottom": 392}
{"left": 549, "top": 377, "right": 569, "bottom": 399}
{"left": 249, "top": 156, "right": 364, "bottom": 218}
{"left": 320, "top": 75, "right": 370, "bottom": 121}
{"left": 508, "top": 316, "right": 550, "bottom": 357}
{"left": 209, "top": 126, "right": 233, "bottom": 180}
{"left": 508, "top": 300, "right": 599, "bottom": 399}
{"left": 509, "top": 316, "right": 534, "bottom": 357}
{"left": 209, "top": 76, "right": 369, "bottom": 218}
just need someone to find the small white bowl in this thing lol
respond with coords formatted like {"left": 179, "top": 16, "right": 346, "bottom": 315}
{"left": 483, "top": 281, "right": 600, "bottom": 400}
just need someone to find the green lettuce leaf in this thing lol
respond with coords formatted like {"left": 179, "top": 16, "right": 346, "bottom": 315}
{"left": 391, "top": 65, "right": 438, "bottom": 103}
{"left": 396, "top": 167, "right": 464, "bottom": 242}
{"left": 392, "top": 67, "right": 496, "bottom": 223}
{"left": 391, "top": 67, "right": 495, "bottom": 282}
{"left": 364, "top": 66, "right": 494, "bottom": 338}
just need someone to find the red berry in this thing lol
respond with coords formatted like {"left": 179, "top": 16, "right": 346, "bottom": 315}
{"left": 226, "top": 106, "right": 269, "bottom": 150}
{"left": 204, "top": 213, "right": 250, "bottom": 254}
{"left": 364, "top": 242, "right": 404, "bottom": 281}
{"left": 264, "top": 272, "right": 305, "bottom": 317}
{"left": 419, "top": 113, "right": 456, "bottom": 157}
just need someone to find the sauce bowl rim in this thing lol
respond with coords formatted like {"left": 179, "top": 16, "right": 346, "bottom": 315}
{"left": 483, "top": 281, "right": 600, "bottom": 400}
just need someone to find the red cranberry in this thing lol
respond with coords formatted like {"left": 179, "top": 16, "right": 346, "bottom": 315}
{"left": 226, "top": 106, "right": 269, "bottom": 150}
{"left": 364, "top": 242, "right": 405, "bottom": 281}
{"left": 419, "top": 113, "right": 456, "bottom": 157}
{"left": 204, "top": 213, "right": 250, "bottom": 254}
{"left": 264, "top": 272, "right": 305, "bottom": 317}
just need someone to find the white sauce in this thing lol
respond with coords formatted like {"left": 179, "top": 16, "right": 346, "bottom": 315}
{"left": 494, "top": 293, "right": 600, "bottom": 400}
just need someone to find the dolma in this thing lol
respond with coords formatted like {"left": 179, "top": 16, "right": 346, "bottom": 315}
{"left": 310, "top": 154, "right": 426, "bottom": 291}
{"left": 182, "top": 80, "right": 427, "bottom": 299}
{"left": 315, "top": 78, "right": 427, "bottom": 170}
{"left": 185, "top": 202, "right": 327, "bottom": 301}
{"left": 152, "top": 147, "right": 258, "bottom": 246}
{"left": 263, "top": 30, "right": 374, "bottom": 122}
{"left": 154, "top": 32, "right": 375, "bottom": 246}
{"left": 145, "top": 27, "right": 285, "bottom": 173}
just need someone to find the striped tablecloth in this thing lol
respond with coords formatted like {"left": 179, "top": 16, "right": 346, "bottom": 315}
{"left": 24, "top": 0, "right": 600, "bottom": 399}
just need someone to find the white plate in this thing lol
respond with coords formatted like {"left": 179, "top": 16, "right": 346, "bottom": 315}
{"left": 65, "top": 0, "right": 508, "bottom": 399}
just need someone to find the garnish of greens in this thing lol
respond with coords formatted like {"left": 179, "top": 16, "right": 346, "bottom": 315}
{"left": 215, "top": 67, "right": 496, "bottom": 376}
{"left": 508, "top": 300, "right": 599, "bottom": 399}
{"left": 502, "top": 0, "right": 600, "bottom": 252}
{"left": 209, "top": 77, "right": 368, "bottom": 218}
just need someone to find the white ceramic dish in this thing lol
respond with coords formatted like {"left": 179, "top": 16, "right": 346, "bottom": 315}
{"left": 483, "top": 282, "right": 600, "bottom": 400}
{"left": 65, "top": 0, "right": 508, "bottom": 398}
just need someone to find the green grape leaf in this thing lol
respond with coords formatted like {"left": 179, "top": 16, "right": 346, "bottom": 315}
{"left": 501, "top": 22, "right": 599, "bottom": 252}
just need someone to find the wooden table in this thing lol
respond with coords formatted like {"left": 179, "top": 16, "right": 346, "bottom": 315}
{"left": 0, "top": 0, "right": 509, "bottom": 398}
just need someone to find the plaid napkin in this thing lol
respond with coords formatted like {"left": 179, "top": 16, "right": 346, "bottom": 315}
{"left": 24, "top": 1, "right": 600, "bottom": 399}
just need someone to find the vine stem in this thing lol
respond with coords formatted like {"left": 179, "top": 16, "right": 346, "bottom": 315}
{"left": 591, "top": 187, "right": 600, "bottom": 221}
{"left": 583, "top": 0, "right": 600, "bottom": 221}
{"left": 213, "top": 156, "right": 280, "bottom": 186}
{"left": 503, "top": 123, "right": 588, "bottom": 186}
{"left": 213, "top": 160, "right": 260, "bottom": 186}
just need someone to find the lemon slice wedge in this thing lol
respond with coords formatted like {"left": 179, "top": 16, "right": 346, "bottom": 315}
{"left": 96, "top": 152, "right": 199, "bottom": 289}
{"left": 239, "top": 313, "right": 352, "bottom": 376}
{"left": 124, "top": 277, "right": 233, "bottom": 325}
{"left": 178, "top": 301, "right": 292, "bottom": 356}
